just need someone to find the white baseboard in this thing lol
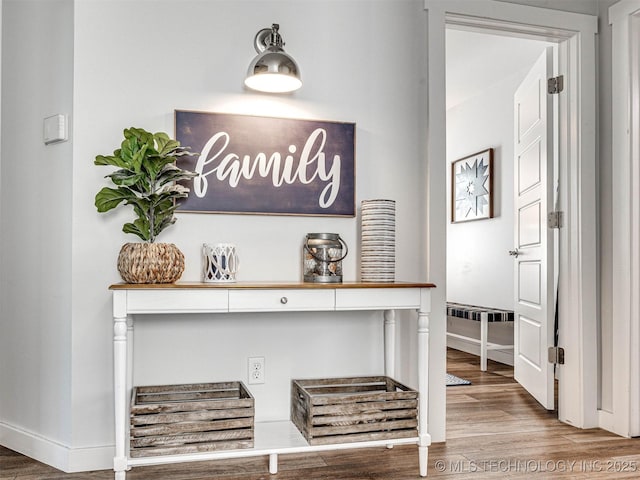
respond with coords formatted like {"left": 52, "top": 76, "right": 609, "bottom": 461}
{"left": 0, "top": 421, "right": 113, "bottom": 472}
{"left": 447, "top": 337, "right": 514, "bottom": 367}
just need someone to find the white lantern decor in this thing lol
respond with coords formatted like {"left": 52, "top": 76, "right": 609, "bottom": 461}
{"left": 202, "top": 243, "right": 240, "bottom": 283}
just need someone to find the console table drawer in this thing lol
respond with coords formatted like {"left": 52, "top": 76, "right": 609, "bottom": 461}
{"left": 335, "top": 288, "right": 422, "bottom": 310}
{"left": 126, "top": 289, "right": 228, "bottom": 313}
{"left": 229, "top": 289, "right": 335, "bottom": 312}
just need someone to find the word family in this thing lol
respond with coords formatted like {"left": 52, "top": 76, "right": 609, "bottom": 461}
{"left": 193, "top": 128, "right": 342, "bottom": 209}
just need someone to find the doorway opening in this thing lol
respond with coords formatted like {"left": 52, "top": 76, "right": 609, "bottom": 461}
{"left": 444, "top": 26, "right": 559, "bottom": 411}
{"left": 425, "top": 0, "right": 599, "bottom": 437}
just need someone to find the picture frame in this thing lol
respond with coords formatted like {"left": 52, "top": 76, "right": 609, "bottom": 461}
{"left": 451, "top": 148, "right": 494, "bottom": 223}
{"left": 174, "top": 110, "right": 356, "bottom": 217}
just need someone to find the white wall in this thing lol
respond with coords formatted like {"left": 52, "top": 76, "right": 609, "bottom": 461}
{"left": 0, "top": 0, "right": 74, "bottom": 462}
{"left": 0, "top": 1, "right": 430, "bottom": 469}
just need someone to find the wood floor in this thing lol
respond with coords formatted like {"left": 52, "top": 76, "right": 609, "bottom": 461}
{"left": 2, "top": 349, "right": 638, "bottom": 479}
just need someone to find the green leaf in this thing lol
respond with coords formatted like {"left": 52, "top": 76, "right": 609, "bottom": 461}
{"left": 156, "top": 183, "right": 190, "bottom": 198}
{"left": 151, "top": 202, "right": 178, "bottom": 237}
{"left": 170, "top": 148, "right": 198, "bottom": 157}
{"left": 129, "top": 204, "right": 152, "bottom": 238}
{"left": 95, "top": 154, "right": 128, "bottom": 168}
{"left": 95, "top": 187, "right": 137, "bottom": 212}
{"left": 119, "top": 136, "right": 138, "bottom": 166}
{"left": 124, "top": 127, "right": 153, "bottom": 145}
{"left": 149, "top": 197, "right": 177, "bottom": 232}
{"left": 125, "top": 197, "right": 151, "bottom": 216}
{"left": 130, "top": 143, "right": 149, "bottom": 174}
{"left": 158, "top": 141, "right": 181, "bottom": 156}
{"left": 122, "top": 218, "right": 150, "bottom": 242}
{"left": 157, "top": 164, "right": 197, "bottom": 187}
{"left": 106, "top": 169, "right": 143, "bottom": 187}
{"left": 141, "top": 154, "right": 172, "bottom": 184}
{"left": 153, "top": 132, "right": 171, "bottom": 153}
{"left": 155, "top": 197, "right": 177, "bottom": 214}
{"left": 154, "top": 215, "right": 176, "bottom": 238}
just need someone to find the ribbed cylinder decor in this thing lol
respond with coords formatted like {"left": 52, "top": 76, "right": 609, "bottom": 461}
{"left": 360, "top": 199, "right": 396, "bottom": 282}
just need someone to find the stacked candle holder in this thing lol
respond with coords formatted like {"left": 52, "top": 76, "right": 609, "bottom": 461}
{"left": 360, "top": 199, "right": 396, "bottom": 282}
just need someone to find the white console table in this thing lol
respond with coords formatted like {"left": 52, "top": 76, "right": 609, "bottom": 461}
{"left": 110, "top": 281, "right": 435, "bottom": 479}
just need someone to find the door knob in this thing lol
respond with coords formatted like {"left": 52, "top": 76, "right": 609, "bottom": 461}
{"left": 509, "top": 248, "right": 520, "bottom": 258}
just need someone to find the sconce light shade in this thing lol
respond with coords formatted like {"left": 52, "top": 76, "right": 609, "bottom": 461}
{"left": 245, "top": 24, "right": 302, "bottom": 93}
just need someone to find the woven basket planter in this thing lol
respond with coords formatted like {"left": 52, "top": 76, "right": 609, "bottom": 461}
{"left": 117, "top": 243, "right": 185, "bottom": 284}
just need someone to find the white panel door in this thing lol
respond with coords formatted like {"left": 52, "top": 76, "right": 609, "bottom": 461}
{"left": 513, "top": 48, "right": 555, "bottom": 410}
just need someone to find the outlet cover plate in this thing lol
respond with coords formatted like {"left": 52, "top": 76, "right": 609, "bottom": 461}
{"left": 248, "top": 356, "right": 265, "bottom": 384}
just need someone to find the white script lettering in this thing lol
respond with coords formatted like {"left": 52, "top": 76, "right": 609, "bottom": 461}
{"left": 193, "top": 128, "right": 342, "bottom": 208}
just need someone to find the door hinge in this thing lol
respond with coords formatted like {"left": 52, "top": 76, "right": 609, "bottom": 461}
{"left": 548, "top": 346, "right": 565, "bottom": 365}
{"left": 548, "top": 211, "right": 564, "bottom": 229}
{"left": 548, "top": 75, "right": 564, "bottom": 94}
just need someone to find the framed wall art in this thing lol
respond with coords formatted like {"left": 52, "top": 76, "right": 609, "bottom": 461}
{"left": 174, "top": 110, "right": 356, "bottom": 216}
{"left": 451, "top": 148, "right": 494, "bottom": 223}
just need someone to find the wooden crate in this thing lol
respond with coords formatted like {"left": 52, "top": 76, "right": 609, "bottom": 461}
{"left": 291, "top": 376, "right": 418, "bottom": 445}
{"left": 130, "top": 381, "right": 254, "bottom": 458}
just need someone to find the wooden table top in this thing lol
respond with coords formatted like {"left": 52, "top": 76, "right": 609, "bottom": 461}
{"left": 110, "top": 281, "right": 436, "bottom": 290}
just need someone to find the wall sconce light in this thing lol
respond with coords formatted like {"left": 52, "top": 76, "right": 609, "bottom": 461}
{"left": 244, "top": 23, "right": 302, "bottom": 94}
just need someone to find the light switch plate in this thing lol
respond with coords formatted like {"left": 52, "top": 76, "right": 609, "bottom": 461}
{"left": 43, "top": 114, "right": 68, "bottom": 145}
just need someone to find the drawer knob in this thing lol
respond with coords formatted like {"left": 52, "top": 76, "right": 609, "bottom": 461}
{"left": 280, "top": 297, "right": 288, "bottom": 304}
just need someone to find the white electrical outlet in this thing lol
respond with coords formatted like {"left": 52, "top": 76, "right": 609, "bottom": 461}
{"left": 248, "top": 356, "right": 265, "bottom": 384}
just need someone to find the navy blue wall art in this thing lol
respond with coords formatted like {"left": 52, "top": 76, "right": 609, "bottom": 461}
{"left": 175, "top": 110, "right": 356, "bottom": 216}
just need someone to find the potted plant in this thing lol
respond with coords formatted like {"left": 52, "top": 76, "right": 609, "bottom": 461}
{"left": 95, "top": 127, "right": 198, "bottom": 283}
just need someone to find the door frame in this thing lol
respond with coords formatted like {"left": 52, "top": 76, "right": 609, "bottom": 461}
{"left": 425, "top": 0, "right": 599, "bottom": 429}
{"left": 610, "top": 0, "right": 640, "bottom": 438}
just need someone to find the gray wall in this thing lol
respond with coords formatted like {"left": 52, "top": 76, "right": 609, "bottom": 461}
{"left": 0, "top": 0, "right": 74, "bottom": 448}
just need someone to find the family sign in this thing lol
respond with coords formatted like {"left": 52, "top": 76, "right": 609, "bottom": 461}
{"left": 175, "top": 110, "right": 355, "bottom": 216}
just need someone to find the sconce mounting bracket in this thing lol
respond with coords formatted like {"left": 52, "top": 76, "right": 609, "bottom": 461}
{"left": 254, "top": 24, "right": 284, "bottom": 53}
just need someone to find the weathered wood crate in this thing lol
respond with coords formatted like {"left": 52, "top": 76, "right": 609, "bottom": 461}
{"left": 291, "top": 376, "right": 418, "bottom": 445}
{"left": 130, "top": 381, "right": 254, "bottom": 458}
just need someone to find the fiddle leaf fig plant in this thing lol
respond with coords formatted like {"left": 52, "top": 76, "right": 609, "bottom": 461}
{"left": 94, "top": 127, "right": 198, "bottom": 243}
